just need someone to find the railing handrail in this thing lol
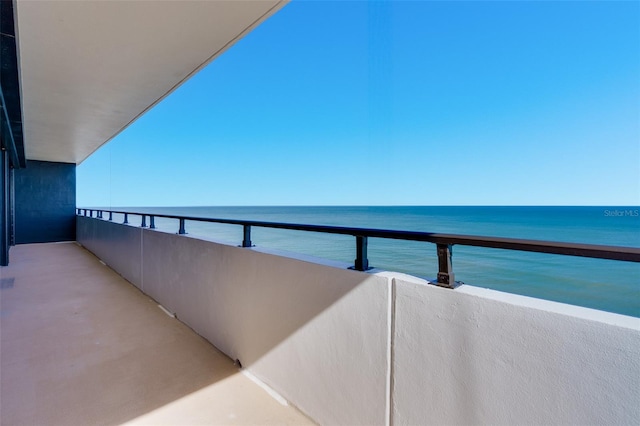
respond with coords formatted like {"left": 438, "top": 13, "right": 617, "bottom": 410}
{"left": 76, "top": 208, "right": 640, "bottom": 287}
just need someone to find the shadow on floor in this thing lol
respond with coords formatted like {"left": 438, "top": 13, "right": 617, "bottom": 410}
{"left": 0, "top": 243, "right": 311, "bottom": 425}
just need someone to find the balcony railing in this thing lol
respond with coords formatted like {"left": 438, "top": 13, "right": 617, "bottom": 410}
{"left": 76, "top": 208, "right": 640, "bottom": 289}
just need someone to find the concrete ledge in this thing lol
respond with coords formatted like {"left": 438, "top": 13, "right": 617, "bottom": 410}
{"left": 78, "top": 216, "right": 640, "bottom": 426}
{"left": 392, "top": 275, "right": 640, "bottom": 425}
{"left": 82, "top": 217, "right": 390, "bottom": 425}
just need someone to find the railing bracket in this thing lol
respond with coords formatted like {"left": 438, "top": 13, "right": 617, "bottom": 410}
{"left": 241, "top": 225, "right": 252, "bottom": 247}
{"left": 435, "top": 243, "right": 456, "bottom": 289}
{"left": 352, "top": 235, "right": 371, "bottom": 271}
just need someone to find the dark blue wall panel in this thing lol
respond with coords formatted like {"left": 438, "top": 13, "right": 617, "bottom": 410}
{"left": 1, "top": 151, "right": 8, "bottom": 265}
{"left": 14, "top": 160, "right": 75, "bottom": 244}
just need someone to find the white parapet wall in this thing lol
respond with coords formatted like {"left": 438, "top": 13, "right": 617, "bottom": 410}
{"left": 392, "top": 275, "right": 640, "bottom": 425}
{"left": 77, "top": 216, "right": 391, "bottom": 426}
{"left": 77, "top": 216, "right": 640, "bottom": 425}
{"left": 77, "top": 215, "right": 143, "bottom": 288}
{"left": 140, "top": 229, "right": 391, "bottom": 426}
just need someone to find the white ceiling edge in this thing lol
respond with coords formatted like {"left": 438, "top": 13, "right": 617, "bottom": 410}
{"left": 15, "top": 0, "right": 288, "bottom": 165}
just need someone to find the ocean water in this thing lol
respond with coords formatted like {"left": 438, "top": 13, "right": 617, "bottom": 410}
{"left": 112, "top": 206, "right": 640, "bottom": 317}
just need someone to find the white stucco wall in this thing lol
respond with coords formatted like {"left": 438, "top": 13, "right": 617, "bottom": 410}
{"left": 77, "top": 216, "right": 142, "bottom": 288}
{"left": 78, "top": 217, "right": 391, "bottom": 425}
{"left": 77, "top": 217, "right": 640, "bottom": 425}
{"left": 141, "top": 229, "right": 391, "bottom": 426}
{"left": 392, "top": 275, "right": 640, "bottom": 425}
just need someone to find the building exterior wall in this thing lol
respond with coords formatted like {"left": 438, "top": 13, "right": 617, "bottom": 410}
{"left": 0, "top": 151, "right": 8, "bottom": 265}
{"left": 14, "top": 160, "right": 75, "bottom": 244}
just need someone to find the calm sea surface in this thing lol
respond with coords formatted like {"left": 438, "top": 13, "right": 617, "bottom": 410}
{"left": 112, "top": 206, "right": 639, "bottom": 317}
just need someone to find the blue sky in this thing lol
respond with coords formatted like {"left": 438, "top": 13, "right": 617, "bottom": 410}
{"left": 77, "top": 0, "right": 640, "bottom": 207}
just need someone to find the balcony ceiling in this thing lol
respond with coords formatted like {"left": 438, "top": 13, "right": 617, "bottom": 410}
{"left": 15, "top": 0, "right": 287, "bottom": 165}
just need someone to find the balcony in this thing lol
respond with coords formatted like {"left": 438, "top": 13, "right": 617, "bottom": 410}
{"left": 1, "top": 212, "right": 638, "bottom": 424}
{"left": 1, "top": 1, "right": 639, "bottom": 424}
{"left": 0, "top": 242, "right": 312, "bottom": 425}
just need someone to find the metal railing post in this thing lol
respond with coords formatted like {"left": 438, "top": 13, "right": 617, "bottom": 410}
{"left": 178, "top": 218, "right": 186, "bottom": 234}
{"left": 354, "top": 235, "right": 369, "bottom": 271}
{"left": 108, "top": 211, "right": 113, "bottom": 221}
{"left": 141, "top": 215, "right": 147, "bottom": 228}
{"left": 149, "top": 215, "right": 156, "bottom": 229}
{"left": 436, "top": 243, "right": 455, "bottom": 288}
{"left": 97, "top": 210, "right": 102, "bottom": 219}
{"left": 242, "top": 225, "right": 252, "bottom": 247}
{"left": 123, "top": 213, "right": 128, "bottom": 224}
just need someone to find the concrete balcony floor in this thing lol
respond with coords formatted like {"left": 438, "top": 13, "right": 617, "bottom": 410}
{"left": 0, "top": 242, "right": 314, "bottom": 425}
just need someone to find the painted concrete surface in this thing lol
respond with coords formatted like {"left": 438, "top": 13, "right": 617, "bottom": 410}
{"left": 142, "top": 228, "right": 391, "bottom": 426}
{"left": 392, "top": 275, "right": 640, "bottom": 425}
{"left": 77, "top": 217, "right": 640, "bottom": 425}
{"left": 0, "top": 242, "right": 313, "bottom": 425}
{"left": 77, "top": 215, "right": 142, "bottom": 289}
